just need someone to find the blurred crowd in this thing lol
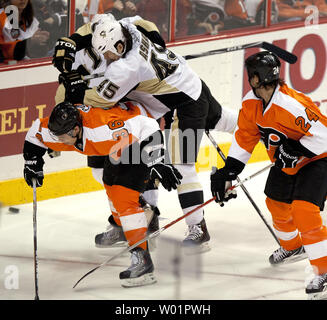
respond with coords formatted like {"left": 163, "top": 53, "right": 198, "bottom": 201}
{"left": 0, "top": 0, "right": 327, "bottom": 63}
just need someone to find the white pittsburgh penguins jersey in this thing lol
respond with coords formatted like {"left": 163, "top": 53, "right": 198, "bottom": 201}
{"left": 73, "top": 47, "right": 107, "bottom": 87}
{"left": 81, "top": 21, "right": 202, "bottom": 119}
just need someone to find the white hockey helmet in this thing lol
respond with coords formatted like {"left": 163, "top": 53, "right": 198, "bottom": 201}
{"left": 92, "top": 20, "right": 126, "bottom": 56}
{"left": 91, "top": 13, "right": 116, "bottom": 32}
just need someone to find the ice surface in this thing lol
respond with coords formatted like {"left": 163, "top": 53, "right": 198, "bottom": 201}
{"left": 0, "top": 161, "right": 323, "bottom": 300}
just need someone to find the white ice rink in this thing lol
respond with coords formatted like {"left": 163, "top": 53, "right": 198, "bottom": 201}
{"left": 1, "top": 160, "right": 325, "bottom": 301}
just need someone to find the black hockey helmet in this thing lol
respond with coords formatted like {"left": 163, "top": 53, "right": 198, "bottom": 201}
{"left": 48, "top": 102, "right": 82, "bottom": 135}
{"left": 245, "top": 51, "right": 281, "bottom": 85}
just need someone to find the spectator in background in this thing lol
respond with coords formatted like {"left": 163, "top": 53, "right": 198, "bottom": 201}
{"left": 244, "top": 0, "right": 279, "bottom": 25}
{"left": 28, "top": 0, "right": 84, "bottom": 58}
{"left": 223, "top": 0, "right": 257, "bottom": 29}
{"left": 187, "top": 0, "right": 225, "bottom": 35}
{"left": 0, "top": 0, "right": 40, "bottom": 61}
{"left": 276, "top": 0, "right": 327, "bottom": 22}
{"left": 0, "top": 0, "right": 84, "bottom": 62}
{"left": 136, "top": 0, "right": 191, "bottom": 40}
{"left": 82, "top": 0, "right": 139, "bottom": 22}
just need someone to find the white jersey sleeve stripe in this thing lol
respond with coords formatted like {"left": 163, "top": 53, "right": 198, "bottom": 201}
{"left": 228, "top": 133, "right": 252, "bottom": 164}
{"left": 25, "top": 119, "right": 47, "bottom": 149}
{"left": 300, "top": 119, "right": 327, "bottom": 155}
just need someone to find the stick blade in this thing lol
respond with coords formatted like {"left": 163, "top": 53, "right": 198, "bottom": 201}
{"left": 261, "top": 42, "right": 297, "bottom": 64}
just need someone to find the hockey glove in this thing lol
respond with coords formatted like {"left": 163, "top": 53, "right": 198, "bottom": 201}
{"left": 47, "top": 148, "right": 61, "bottom": 158}
{"left": 60, "top": 71, "right": 88, "bottom": 104}
{"left": 210, "top": 156, "right": 244, "bottom": 206}
{"left": 52, "top": 37, "right": 77, "bottom": 73}
{"left": 274, "top": 139, "right": 316, "bottom": 169}
{"left": 150, "top": 163, "right": 182, "bottom": 191}
{"left": 210, "top": 167, "right": 237, "bottom": 206}
{"left": 24, "top": 156, "right": 45, "bottom": 188}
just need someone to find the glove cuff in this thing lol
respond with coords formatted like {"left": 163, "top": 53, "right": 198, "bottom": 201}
{"left": 224, "top": 156, "right": 245, "bottom": 176}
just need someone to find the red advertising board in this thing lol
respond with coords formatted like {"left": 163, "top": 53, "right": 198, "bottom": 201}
{"left": 0, "top": 82, "right": 59, "bottom": 157}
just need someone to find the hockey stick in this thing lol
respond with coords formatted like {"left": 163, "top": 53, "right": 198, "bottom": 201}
{"left": 229, "top": 163, "right": 274, "bottom": 190}
{"left": 83, "top": 72, "right": 105, "bottom": 81}
{"left": 73, "top": 196, "right": 216, "bottom": 289}
{"left": 82, "top": 42, "right": 297, "bottom": 82}
{"left": 184, "top": 41, "right": 297, "bottom": 64}
{"left": 32, "top": 179, "right": 40, "bottom": 300}
{"left": 205, "top": 130, "right": 280, "bottom": 246}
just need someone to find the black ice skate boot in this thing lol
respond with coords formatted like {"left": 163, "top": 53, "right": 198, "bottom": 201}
{"left": 95, "top": 215, "right": 127, "bottom": 248}
{"left": 182, "top": 218, "right": 211, "bottom": 254}
{"left": 269, "top": 245, "right": 307, "bottom": 265}
{"left": 306, "top": 273, "right": 327, "bottom": 300}
{"left": 119, "top": 247, "right": 157, "bottom": 288}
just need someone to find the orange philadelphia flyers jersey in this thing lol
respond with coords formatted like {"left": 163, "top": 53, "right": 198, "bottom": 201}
{"left": 25, "top": 101, "right": 159, "bottom": 161}
{"left": 229, "top": 83, "right": 327, "bottom": 175}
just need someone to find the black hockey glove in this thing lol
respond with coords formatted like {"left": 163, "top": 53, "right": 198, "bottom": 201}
{"left": 59, "top": 71, "right": 88, "bottom": 104}
{"left": 274, "top": 139, "right": 316, "bottom": 169}
{"left": 210, "top": 157, "right": 244, "bottom": 206}
{"left": 210, "top": 167, "right": 237, "bottom": 206}
{"left": 150, "top": 163, "right": 182, "bottom": 191}
{"left": 53, "top": 37, "right": 77, "bottom": 73}
{"left": 24, "top": 156, "right": 45, "bottom": 188}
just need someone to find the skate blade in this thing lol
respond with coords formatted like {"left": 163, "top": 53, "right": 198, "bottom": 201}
{"left": 121, "top": 273, "right": 157, "bottom": 288}
{"left": 95, "top": 241, "right": 128, "bottom": 248}
{"left": 183, "top": 242, "right": 211, "bottom": 256}
{"left": 307, "top": 288, "right": 327, "bottom": 300}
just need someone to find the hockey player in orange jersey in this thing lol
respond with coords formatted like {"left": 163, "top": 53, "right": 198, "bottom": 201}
{"left": 210, "top": 51, "right": 327, "bottom": 300}
{"left": 23, "top": 100, "right": 182, "bottom": 287}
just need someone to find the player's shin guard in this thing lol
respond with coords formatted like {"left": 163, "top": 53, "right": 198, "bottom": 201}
{"left": 266, "top": 198, "right": 303, "bottom": 251}
{"left": 292, "top": 200, "right": 327, "bottom": 275}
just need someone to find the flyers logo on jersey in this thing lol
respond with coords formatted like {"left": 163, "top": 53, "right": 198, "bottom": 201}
{"left": 257, "top": 125, "right": 287, "bottom": 150}
{"left": 108, "top": 119, "right": 124, "bottom": 130}
{"left": 76, "top": 105, "right": 91, "bottom": 113}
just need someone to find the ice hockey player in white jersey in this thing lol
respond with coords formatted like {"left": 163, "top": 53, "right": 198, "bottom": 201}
{"left": 52, "top": 14, "right": 238, "bottom": 254}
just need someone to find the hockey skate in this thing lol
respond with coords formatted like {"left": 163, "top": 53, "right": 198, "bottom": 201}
{"left": 95, "top": 203, "right": 160, "bottom": 250}
{"left": 269, "top": 245, "right": 307, "bottom": 265}
{"left": 95, "top": 220, "right": 127, "bottom": 248}
{"left": 119, "top": 247, "right": 156, "bottom": 288}
{"left": 306, "top": 273, "right": 327, "bottom": 300}
{"left": 182, "top": 218, "right": 211, "bottom": 255}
